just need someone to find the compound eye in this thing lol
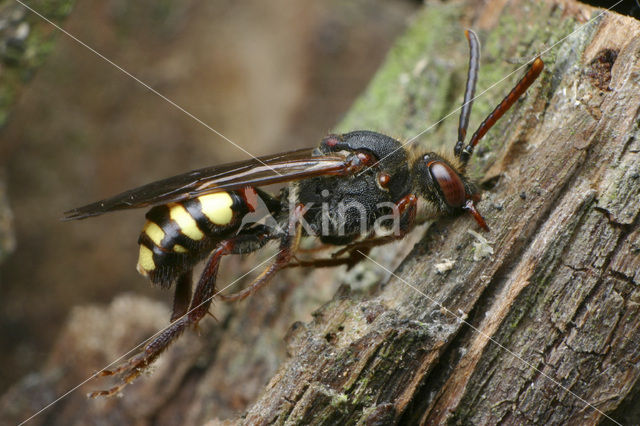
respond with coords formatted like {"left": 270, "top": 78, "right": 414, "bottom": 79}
{"left": 429, "top": 162, "right": 466, "bottom": 207}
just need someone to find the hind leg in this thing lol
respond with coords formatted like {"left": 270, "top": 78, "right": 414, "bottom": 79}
{"left": 170, "top": 271, "right": 192, "bottom": 322}
{"left": 89, "top": 228, "right": 275, "bottom": 397}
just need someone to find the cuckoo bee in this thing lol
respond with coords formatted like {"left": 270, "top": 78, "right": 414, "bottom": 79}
{"left": 64, "top": 30, "right": 543, "bottom": 397}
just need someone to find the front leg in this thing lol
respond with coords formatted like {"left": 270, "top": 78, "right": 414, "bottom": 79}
{"left": 287, "top": 248, "right": 369, "bottom": 269}
{"left": 332, "top": 193, "right": 417, "bottom": 258}
{"left": 288, "top": 195, "right": 418, "bottom": 269}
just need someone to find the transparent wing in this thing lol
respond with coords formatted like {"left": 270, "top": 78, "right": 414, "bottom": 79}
{"left": 64, "top": 148, "right": 352, "bottom": 220}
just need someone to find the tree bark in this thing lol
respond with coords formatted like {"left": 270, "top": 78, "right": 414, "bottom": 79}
{"left": 3, "top": 0, "right": 640, "bottom": 425}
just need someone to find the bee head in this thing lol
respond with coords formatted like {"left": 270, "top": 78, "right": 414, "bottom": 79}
{"left": 411, "top": 153, "right": 488, "bottom": 230}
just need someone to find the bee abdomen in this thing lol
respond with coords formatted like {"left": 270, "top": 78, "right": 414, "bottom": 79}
{"left": 136, "top": 191, "right": 244, "bottom": 286}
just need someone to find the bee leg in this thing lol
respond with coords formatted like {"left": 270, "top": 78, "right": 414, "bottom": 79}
{"left": 218, "top": 204, "right": 305, "bottom": 302}
{"left": 289, "top": 240, "right": 396, "bottom": 271}
{"left": 331, "top": 193, "right": 418, "bottom": 258}
{"left": 170, "top": 270, "right": 193, "bottom": 322}
{"left": 330, "top": 235, "right": 400, "bottom": 259}
{"left": 287, "top": 248, "right": 368, "bottom": 269}
{"left": 88, "top": 239, "right": 240, "bottom": 398}
{"left": 296, "top": 243, "right": 332, "bottom": 254}
{"left": 216, "top": 244, "right": 294, "bottom": 302}
{"left": 290, "top": 232, "right": 409, "bottom": 271}
{"left": 288, "top": 194, "right": 418, "bottom": 269}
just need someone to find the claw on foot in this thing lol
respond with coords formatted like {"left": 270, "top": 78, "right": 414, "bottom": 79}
{"left": 87, "top": 353, "right": 152, "bottom": 398}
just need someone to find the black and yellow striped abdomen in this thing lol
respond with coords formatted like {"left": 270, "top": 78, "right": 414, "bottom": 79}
{"left": 137, "top": 192, "right": 247, "bottom": 286}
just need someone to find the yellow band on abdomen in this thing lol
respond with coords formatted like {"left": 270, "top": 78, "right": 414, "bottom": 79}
{"left": 142, "top": 221, "right": 165, "bottom": 246}
{"left": 168, "top": 203, "right": 205, "bottom": 240}
{"left": 198, "top": 192, "right": 234, "bottom": 225}
{"left": 137, "top": 245, "right": 155, "bottom": 275}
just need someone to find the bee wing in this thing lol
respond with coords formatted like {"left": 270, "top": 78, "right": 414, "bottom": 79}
{"left": 63, "top": 148, "right": 352, "bottom": 220}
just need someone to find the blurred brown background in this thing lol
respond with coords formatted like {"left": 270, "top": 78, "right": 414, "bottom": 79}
{"left": 0, "top": 0, "right": 422, "bottom": 393}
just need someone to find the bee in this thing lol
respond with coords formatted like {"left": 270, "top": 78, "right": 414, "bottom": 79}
{"left": 64, "top": 30, "right": 543, "bottom": 397}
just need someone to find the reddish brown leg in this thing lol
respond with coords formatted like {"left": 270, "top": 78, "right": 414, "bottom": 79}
{"left": 296, "top": 243, "right": 332, "bottom": 254}
{"left": 217, "top": 242, "right": 296, "bottom": 302}
{"left": 170, "top": 271, "right": 192, "bottom": 322}
{"left": 218, "top": 205, "right": 304, "bottom": 302}
{"left": 328, "top": 193, "right": 417, "bottom": 258}
{"left": 287, "top": 247, "right": 370, "bottom": 269}
{"left": 89, "top": 240, "right": 236, "bottom": 398}
{"left": 330, "top": 236, "right": 401, "bottom": 259}
{"left": 289, "top": 225, "right": 413, "bottom": 270}
{"left": 289, "top": 194, "right": 418, "bottom": 269}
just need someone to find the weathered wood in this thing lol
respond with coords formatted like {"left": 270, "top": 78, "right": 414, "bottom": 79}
{"left": 2, "top": 0, "right": 639, "bottom": 425}
{"left": 243, "top": 1, "right": 640, "bottom": 424}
